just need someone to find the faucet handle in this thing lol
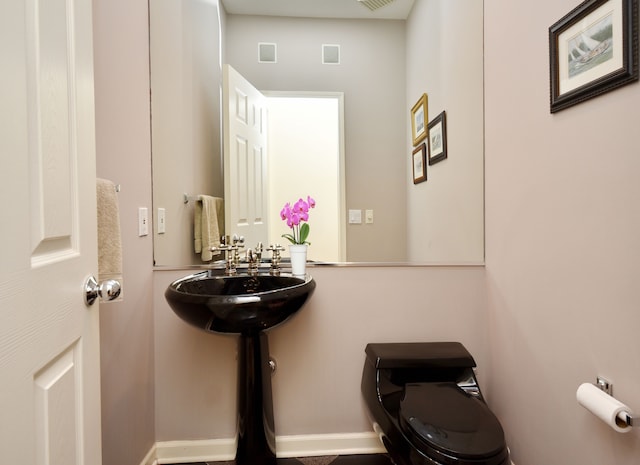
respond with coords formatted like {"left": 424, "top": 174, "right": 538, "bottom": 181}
{"left": 267, "top": 244, "right": 284, "bottom": 276}
{"left": 267, "top": 243, "right": 284, "bottom": 253}
{"left": 254, "top": 242, "right": 263, "bottom": 264}
{"left": 232, "top": 234, "right": 245, "bottom": 248}
{"left": 246, "top": 248, "right": 259, "bottom": 276}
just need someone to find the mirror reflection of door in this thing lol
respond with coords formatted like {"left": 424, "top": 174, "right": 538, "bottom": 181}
{"left": 223, "top": 64, "right": 269, "bottom": 249}
{"left": 224, "top": 65, "right": 345, "bottom": 261}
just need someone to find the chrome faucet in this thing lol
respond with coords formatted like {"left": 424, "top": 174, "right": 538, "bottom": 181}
{"left": 211, "top": 235, "right": 244, "bottom": 276}
{"left": 231, "top": 234, "right": 245, "bottom": 267}
{"left": 214, "top": 237, "right": 284, "bottom": 276}
{"left": 267, "top": 244, "right": 284, "bottom": 276}
{"left": 246, "top": 244, "right": 263, "bottom": 276}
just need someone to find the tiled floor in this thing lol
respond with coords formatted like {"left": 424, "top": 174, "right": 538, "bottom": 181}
{"left": 173, "top": 454, "right": 393, "bottom": 465}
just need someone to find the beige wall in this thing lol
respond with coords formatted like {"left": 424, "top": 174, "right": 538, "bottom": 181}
{"left": 153, "top": 266, "right": 488, "bottom": 440}
{"left": 405, "top": 0, "right": 485, "bottom": 264}
{"left": 92, "top": 0, "right": 640, "bottom": 464}
{"left": 93, "top": 0, "right": 489, "bottom": 462}
{"left": 484, "top": 0, "right": 640, "bottom": 464}
{"left": 150, "top": 0, "right": 225, "bottom": 266}
{"left": 92, "top": 0, "right": 155, "bottom": 463}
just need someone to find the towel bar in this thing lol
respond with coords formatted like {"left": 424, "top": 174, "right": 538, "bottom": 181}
{"left": 184, "top": 193, "right": 199, "bottom": 203}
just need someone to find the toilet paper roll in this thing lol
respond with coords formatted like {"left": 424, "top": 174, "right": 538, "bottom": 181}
{"left": 576, "top": 383, "right": 632, "bottom": 433}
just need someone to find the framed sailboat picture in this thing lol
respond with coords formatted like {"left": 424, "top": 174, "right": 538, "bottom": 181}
{"left": 549, "top": 0, "right": 638, "bottom": 113}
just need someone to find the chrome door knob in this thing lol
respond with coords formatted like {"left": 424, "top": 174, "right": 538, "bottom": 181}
{"left": 84, "top": 276, "right": 122, "bottom": 306}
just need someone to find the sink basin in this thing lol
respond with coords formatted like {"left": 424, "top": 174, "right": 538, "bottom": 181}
{"left": 165, "top": 270, "right": 316, "bottom": 465}
{"left": 165, "top": 271, "right": 316, "bottom": 335}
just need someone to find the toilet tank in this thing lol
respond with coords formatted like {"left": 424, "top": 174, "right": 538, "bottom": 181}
{"left": 364, "top": 342, "right": 477, "bottom": 385}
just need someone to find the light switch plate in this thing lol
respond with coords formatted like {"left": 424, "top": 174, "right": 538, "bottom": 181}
{"left": 157, "top": 208, "right": 166, "bottom": 234}
{"left": 349, "top": 209, "right": 362, "bottom": 224}
{"left": 138, "top": 207, "right": 149, "bottom": 236}
{"left": 365, "top": 209, "right": 374, "bottom": 224}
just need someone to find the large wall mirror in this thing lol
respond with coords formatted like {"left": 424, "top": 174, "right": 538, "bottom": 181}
{"left": 150, "top": 0, "right": 484, "bottom": 267}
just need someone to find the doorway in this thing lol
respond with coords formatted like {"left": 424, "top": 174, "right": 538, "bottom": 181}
{"left": 265, "top": 92, "right": 345, "bottom": 262}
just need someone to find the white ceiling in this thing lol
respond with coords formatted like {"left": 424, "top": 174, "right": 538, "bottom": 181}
{"left": 220, "top": 0, "right": 415, "bottom": 20}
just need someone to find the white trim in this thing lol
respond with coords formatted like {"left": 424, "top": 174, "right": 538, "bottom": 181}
{"left": 277, "top": 432, "right": 386, "bottom": 458}
{"left": 142, "top": 432, "right": 385, "bottom": 465}
{"left": 140, "top": 442, "right": 157, "bottom": 465}
{"left": 155, "top": 438, "right": 236, "bottom": 464}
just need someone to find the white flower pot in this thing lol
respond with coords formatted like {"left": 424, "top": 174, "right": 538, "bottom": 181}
{"left": 288, "top": 244, "right": 308, "bottom": 277}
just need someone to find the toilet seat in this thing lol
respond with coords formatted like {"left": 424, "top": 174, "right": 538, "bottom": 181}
{"left": 399, "top": 383, "right": 507, "bottom": 464}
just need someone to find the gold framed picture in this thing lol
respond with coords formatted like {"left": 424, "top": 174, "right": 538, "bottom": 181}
{"left": 410, "top": 93, "right": 428, "bottom": 146}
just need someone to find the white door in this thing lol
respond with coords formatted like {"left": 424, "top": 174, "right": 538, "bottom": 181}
{"left": 0, "top": 0, "right": 102, "bottom": 462}
{"left": 223, "top": 64, "right": 269, "bottom": 249}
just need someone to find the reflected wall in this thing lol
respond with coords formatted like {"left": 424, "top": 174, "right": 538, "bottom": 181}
{"left": 150, "top": 1, "right": 485, "bottom": 266}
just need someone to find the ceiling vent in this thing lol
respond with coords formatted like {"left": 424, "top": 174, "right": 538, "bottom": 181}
{"left": 357, "top": 0, "right": 395, "bottom": 11}
{"left": 322, "top": 44, "right": 340, "bottom": 65}
{"left": 258, "top": 43, "right": 277, "bottom": 63}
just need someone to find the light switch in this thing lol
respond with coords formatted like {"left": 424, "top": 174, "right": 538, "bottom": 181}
{"left": 138, "top": 207, "right": 149, "bottom": 236}
{"left": 349, "top": 209, "right": 362, "bottom": 224}
{"left": 157, "top": 208, "right": 166, "bottom": 234}
{"left": 365, "top": 209, "right": 374, "bottom": 224}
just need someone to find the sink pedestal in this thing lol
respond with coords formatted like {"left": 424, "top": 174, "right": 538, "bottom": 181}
{"left": 164, "top": 272, "right": 316, "bottom": 465}
{"left": 236, "top": 332, "right": 276, "bottom": 465}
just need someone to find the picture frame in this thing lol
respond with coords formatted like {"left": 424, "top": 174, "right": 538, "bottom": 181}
{"left": 410, "top": 93, "right": 428, "bottom": 145}
{"left": 427, "top": 111, "right": 447, "bottom": 165}
{"left": 549, "top": 0, "right": 638, "bottom": 113}
{"left": 412, "top": 143, "right": 427, "bottom": 184}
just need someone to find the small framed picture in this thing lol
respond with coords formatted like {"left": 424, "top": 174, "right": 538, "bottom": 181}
{"left": 412, "top": 143, "right": 427, "bottom": 184}
{"left": 410, "top": 93, "right": 428, "bottom": 146}
{"left": 427, "top": 111, "right": 447, "bottom": 165}
{"left": 549, "top": 0, "right": 638, "bottom": 112}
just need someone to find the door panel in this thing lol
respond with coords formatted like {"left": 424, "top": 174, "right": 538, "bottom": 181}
{"left": 223, "top": 64, "right": 269, "bottom": 248}
{"left": 0, "top": 0, "right": 102, "bottom": 462}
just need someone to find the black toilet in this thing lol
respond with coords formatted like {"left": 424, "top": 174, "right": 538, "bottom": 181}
{"left": 361, "top": 342, "right": 510, "bottom": 465}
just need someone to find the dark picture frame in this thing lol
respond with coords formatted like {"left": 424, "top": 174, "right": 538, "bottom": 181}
{"left": 410, "top": 93, "right": 428, "bottom": 146}
{"left": 427, "top": 111, "right": 447, "bottom": 165}
{"left": 549, "top": 0, "right": 638, "bottom": 113}
{"left": 412, "top": 143, "right": 427, "bottom": 184}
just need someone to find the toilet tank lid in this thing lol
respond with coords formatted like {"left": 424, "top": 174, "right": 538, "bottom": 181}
{"left": 365, "top": 342, "right": 476, "bottom": 369}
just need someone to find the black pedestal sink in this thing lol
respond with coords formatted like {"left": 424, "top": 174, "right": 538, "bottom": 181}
{"left": 165, "top": 271, "right": 316, "bottom": 465}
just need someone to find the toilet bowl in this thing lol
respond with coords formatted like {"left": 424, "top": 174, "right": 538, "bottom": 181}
{"left": 361, "top": 342, "right": 510, "bottom": 465}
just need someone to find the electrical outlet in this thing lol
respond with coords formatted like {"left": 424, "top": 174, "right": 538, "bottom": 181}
{"left": 157, "top": 208, "right": 166, "bottom": 234}
{"left": 138, "top": 207, "right": 149, "bottom": 236}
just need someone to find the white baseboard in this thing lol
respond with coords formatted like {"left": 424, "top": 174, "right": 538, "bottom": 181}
{"left": 277, "top": 432, "right": 386, "bottom": 458}
{"left": 140, "top": 442, "right": 158, "bottom": 465}
{"left": 145, "top": 432, "right": 386, "bottom": 465}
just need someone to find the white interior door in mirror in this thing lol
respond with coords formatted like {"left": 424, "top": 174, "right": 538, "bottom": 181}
{"left": 223, "top": 64, "right": 269, "bottom": 249}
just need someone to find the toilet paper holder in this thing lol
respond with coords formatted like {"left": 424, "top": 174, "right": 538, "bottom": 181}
{"left": 595, "top": 376, "right": 638, "bottom": 427}
{"left": 621, "top": 412, "right": 638, "bottom": 427}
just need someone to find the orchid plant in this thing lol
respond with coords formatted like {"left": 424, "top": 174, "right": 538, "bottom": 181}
{"left": 280, "top": 196, "right": 316, "bottom": 245}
